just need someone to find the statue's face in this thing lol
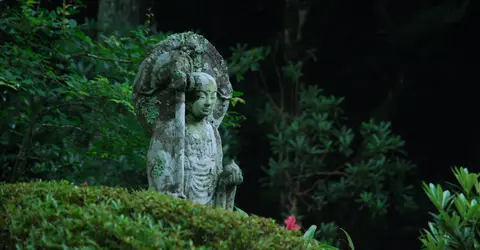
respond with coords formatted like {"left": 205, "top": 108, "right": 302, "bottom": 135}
{"left": 191, "top": 80, "right": 217, "bottom": 119}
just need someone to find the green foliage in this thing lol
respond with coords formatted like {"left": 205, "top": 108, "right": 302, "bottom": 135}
{"left": 221, "top": 45, "right": 267, "bottom": 162}
{"left": 340, "top": 229, "right": 356, "bottom": 250}
{"left": 303, "top": 225, "right": 318, "bottom": 240}
{"left": 234, "top": 206, "right": 250, "bottom": 218}
{"left": 0, "top": 1, "right": 256, "bottom": 185}
{"left": 0, "top": 0, "right": 158, "bottom": 186}
{"left": 255, "top": 47, "right": 417, "bottom": 246}
{"left": 0, "top": 180, "right": 338, "bottom": 249}
{"left": 228, "top": 44, "right": 267, "bottom": 82}
{"left": 261, "top": 85, "right": 417, "bottom": 243}
{"left": 222, "top": 44, "right": 267, "bottom": 129}
{"left": 420, "top": 167, "right": 480, "bottom": 250}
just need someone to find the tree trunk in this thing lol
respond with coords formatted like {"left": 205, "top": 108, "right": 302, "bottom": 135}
{"left": 11, "top": 96, "right": 43, "bottom": 182}
{"left": 97, "top": 0, "right": 140, "bottom": 36}
{"left": 279, "top": 0, "right": 311, "bottom": 213}
{"left": 283, "top": 0, "right": 310, "bottom": 62}
{"left": 370, "top": 72, "right": 406, "bottom": 122}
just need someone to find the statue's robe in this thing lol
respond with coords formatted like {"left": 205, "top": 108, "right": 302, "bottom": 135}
{"left": 132, "top": 32, "right": 236, "bottom": 209}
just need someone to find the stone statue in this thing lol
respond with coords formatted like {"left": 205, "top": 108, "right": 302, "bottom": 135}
{"left": 132, "top": 32, "right": 243, "bottom": 210}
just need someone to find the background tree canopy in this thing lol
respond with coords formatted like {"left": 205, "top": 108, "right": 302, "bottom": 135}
{"left": 0, "top": 0, "right": 479, "bottom": 249}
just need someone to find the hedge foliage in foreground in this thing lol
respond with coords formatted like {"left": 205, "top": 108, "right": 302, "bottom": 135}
{"left": 0, "top": 181, "right": 335, "bottom": 249}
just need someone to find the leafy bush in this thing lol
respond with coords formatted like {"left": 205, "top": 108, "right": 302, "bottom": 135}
{"left": 253, "top": 47, "right": 418, "bottom": 246}
{"left": 0, "top": 180, "right": 339, "bottom": 249}
{"left": 0, "top": 1, "right": 255, "bottom": 186}
{"left": 0, "top": 0, "right": 166, "bottom": 186}
{"left": 420, "top": 167, "right": 480, "bottom": 250}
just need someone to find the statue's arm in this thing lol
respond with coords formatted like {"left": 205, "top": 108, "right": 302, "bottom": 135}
{"left": 147, "top": 135, "right": 186, "bottom": 199}
{"left": 215, "top": 160, "right": 242, "bottom": 210}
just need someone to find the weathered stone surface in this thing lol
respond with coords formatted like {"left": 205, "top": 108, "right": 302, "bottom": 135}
{"left": 132, "top": 32, "right": 242, "bottom": 210}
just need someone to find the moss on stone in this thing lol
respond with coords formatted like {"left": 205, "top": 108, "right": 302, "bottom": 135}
{"left": 151, "top": 151, "right": 168, "bottom": 178}
{"left": 139, "top": 96, "right": 159, "bottom": 125}
{"left": 0, "top": 181, "right": 333, "bottom": 249}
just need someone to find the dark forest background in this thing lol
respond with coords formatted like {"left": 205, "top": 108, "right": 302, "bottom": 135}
{"left": 1, "top": 0, "right": 479, "bottom": 249}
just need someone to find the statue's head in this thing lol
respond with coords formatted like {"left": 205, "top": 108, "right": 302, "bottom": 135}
{"left": 186, "top": 72, "right": 218, "bottom": 120}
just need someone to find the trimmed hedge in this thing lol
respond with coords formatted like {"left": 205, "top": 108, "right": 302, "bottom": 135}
{"left": 0, "top": 181, "right": 331, "bottom": 249}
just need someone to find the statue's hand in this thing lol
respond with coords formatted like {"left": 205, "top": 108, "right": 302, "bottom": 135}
{"left": 219, "top": 160, "right": 243, "bottom": 187}
{"left": 168, "top": 192, "right": 187, "bottom": 200}
{"left": 229, "top": 161, "right": 243, "bottom": 185}
{"left": 164, "top": 50, "right": 195, "bottom": 92}
{"left": 171, "top": 69, "right": 194, "bottom": 92}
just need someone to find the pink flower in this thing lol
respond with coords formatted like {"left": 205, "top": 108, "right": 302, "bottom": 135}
{"left": 284, "top": 215, "right": 301, "bottom": 231}
{"left": 83, "top": 181, "right": 88, "bottom": 187}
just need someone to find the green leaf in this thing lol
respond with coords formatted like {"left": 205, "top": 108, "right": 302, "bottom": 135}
{"left": 0, "top": 80, "right": 18, "bottom": 90}
{"left": 234, "top": 206, "right": 249, "bottom": 217}
{"left": 302, "top": 225, "right": 317, "bottom": 240}
{"left": 230, "top": 97, "right": 246, "bottom": 107}
{"left": 37, "top": 89, "right": 46, "bottom": 97}
{"left": 232, "top": 91, "right": 244, "bottom": 97}
{"left": 453, "top": 167, "right": 479, "bottom": 198}
{"left": 466, "top": 203, "right": 480, "bottom": 221}
{"left": 340, "top": 228, "right": 355, "bottom": 250}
